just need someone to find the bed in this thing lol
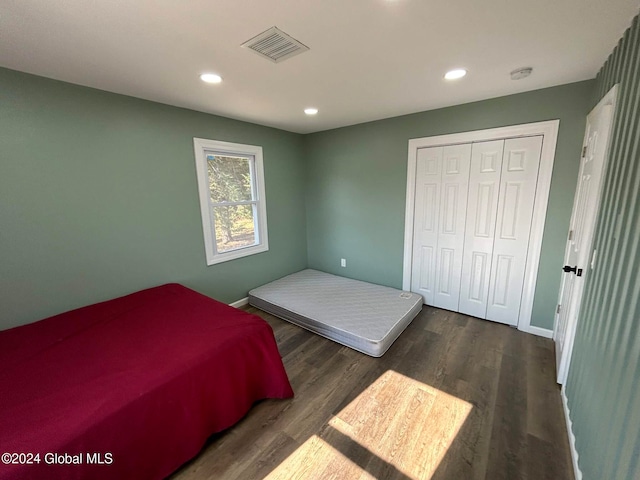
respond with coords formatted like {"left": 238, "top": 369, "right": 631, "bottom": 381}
{"left": 0, "top": 284, "right": 293, "bottom": 480}
{"left": 248, "top": 269, "right": 423, "bottom": 357}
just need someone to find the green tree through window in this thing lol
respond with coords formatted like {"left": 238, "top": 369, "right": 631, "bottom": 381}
{"left": 207, "top": 155, "right": 257, "bottom": 252}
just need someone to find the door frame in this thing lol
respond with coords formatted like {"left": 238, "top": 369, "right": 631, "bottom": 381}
{"left": 554, "top": 85, "right": 618, "bottom": 384}
{"left": 402, "top": 120, "right": 560, "bottom": 337}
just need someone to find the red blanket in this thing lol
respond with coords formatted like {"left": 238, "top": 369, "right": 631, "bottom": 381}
{"left": 0, "top": 284, "right": 293, "bottom": 480}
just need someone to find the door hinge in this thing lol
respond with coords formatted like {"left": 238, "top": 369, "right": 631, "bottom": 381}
{"left": 557, "top": 304, "right": 562, "bottom": 314}
{"left": 568, "top": 230, "right": 574, "bottom": 241}
{"left": 582, "top": 146, "right": 587, "bottom": 158}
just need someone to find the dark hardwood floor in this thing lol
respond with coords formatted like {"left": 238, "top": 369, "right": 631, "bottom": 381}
{"left": 170, "top": 305, "right": 573, "bottom": 480}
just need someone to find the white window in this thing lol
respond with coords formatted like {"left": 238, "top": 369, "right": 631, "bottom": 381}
{"left": 193, "top": 138, "right": 268, "bottom": 265}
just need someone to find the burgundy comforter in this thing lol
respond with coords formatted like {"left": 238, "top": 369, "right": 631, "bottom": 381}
{"left": 0, "top": 284, "right": 293, "bottom": 480}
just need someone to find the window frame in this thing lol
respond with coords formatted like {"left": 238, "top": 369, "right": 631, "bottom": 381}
{"left": 193, "top": 138, "right": 269, "bottom": 265}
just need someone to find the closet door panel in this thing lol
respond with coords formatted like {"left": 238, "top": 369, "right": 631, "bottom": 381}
{"left": 459, "top": 140, "right": 504, "bottom": 318}
{"left": 486, "top": 136, "right": 543, "bottom": 324}
{"left": 433, "top": 143, "right": 472, "bottom": 311}
{"left": 411, "top": 146, "right": 443, "bottom": 304}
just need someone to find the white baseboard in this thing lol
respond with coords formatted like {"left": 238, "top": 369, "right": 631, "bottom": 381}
{"left": 229, "top": 297, "right": 249, "bottom": 308}
{"left": 561, "top": 385, "right": 582, "bottom": 480}
{"left": 518, "top": 324, "right": 553, "bottom": 338}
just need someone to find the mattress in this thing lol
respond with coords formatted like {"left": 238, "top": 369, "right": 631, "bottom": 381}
{"left": 0, "top": 284, "right": 293, "bottom": 480}
{"left": 249, "top": 269, "right": 423, "bottom": 357}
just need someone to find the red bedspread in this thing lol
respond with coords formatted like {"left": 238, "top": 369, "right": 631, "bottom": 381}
{"left": 0, "top": 284, "right": 293, "bottom": 480}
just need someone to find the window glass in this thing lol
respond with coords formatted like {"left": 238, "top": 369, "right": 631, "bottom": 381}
{"left": 213, "top": 204, "right": 257, "bottom": 253}
{"left": 207, "top": 155, "right": 253, "bottom": 203}
{"left": 193, "top": 139, "right": 268, "bottom": 265}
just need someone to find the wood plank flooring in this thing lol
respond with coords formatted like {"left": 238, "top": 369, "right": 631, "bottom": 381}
{"left": 170, "top": 306, "right": 573, "bottom": 480}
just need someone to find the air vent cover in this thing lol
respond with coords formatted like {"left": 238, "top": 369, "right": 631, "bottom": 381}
{"left": 241, "top": 26, "right": 309, "bottom": 63}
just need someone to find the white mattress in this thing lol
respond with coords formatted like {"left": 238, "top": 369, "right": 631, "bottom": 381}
{"left": 248, "top": 269, "right": 423, "bottom": 357}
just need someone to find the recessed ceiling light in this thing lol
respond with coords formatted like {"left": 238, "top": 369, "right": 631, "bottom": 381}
{"left": 200, "top": 73, "right": 222, "bottom": 84}
{"left": 444, "top": 69, "right": 467, "bottom": 80}
{"left": 304, "top": 108, "right": 318, "bottom": 115}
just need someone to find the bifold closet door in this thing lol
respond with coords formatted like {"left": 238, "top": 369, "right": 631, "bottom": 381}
{"left": 410, "top": 146, "right": 443, "bottom": 305}
{"left": 411, "top": 144, "right": 471, "bottom": 309}
{"left": 411, "top": 135, "right": 544, "bottom": 325}
{"left": 486, "top": 136, "right": 543, "bottom": 325}
{"left": 459, "top": 140, "right": 505, "bottom": 318}
{"left": 433, "top": 144, "right": 472, "bottom": 310}
{"left": 459, "top": 136, "right": 543, "bottom": 324}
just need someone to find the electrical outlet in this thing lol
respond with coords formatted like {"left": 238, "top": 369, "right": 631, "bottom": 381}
{"left": 340, "top": 258, "right": 346, "bottom": 267}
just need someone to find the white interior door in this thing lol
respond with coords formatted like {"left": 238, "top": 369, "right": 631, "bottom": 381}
{"left": 459, "top": 140, "right": 505, "bottom": 318}
{"left": 555, "top": 88, "right": 616, "bottom": 384}
{"left": 486, "top": 136, "right": 543, "bottom": 325}
{"left": 433, "top": 144, "right": 472, "bottom": 311}
{"left": 410, "top": 146, "right": 442, "bottom": 304}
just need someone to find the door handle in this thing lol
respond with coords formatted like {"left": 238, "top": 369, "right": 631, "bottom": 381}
{"left": 563, "top": 265, "right": 583, "bottom": 276}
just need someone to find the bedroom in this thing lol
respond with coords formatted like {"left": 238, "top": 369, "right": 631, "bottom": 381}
{"left": 1, "top": 1, "right": 639, "bottom": 479}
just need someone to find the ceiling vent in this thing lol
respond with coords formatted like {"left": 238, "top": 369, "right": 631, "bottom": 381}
{"left": 241, "top": 26, "right": 309, "bottom": 63}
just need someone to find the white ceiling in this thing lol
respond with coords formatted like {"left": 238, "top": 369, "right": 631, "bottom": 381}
{"left": 2, "top": 0, "right": 639, "bottom": 134}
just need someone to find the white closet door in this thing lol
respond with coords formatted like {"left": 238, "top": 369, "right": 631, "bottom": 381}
{"left": 486, "top": 136, "right": 543, "bottom": 325}
{"left": 459, "top": 140, "right": 505, "bottom": 318}
{"left": 411, "top": 146, "right": 443, "bottom": 304}
{"left": 433, "top": 144, "right": 472, "bottom": 311}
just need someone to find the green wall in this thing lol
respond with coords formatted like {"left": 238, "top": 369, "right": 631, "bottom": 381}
{"left": 304, "top": 81, "right": 593, "bottom": 330}
{"left": 567, "top": 15, "right": 640, "bottom": 480}
{"left": 0, "top": 66, "right": 599, "bottom": 333}
{"left": 0, "top": 67, "right": 308, "bottom": 330}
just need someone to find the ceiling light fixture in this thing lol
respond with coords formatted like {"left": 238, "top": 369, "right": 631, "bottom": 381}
{"left": 304, "top": 108, "right": 318, "bottom": 115}
{"left": 200, "top": 73, "right": 222, "bottom": 84}
{"left": 444, "top": 69, "right": 467, "bottom": 80}
{"left": 510, "top": 67, "right": 533, "bottom": 80}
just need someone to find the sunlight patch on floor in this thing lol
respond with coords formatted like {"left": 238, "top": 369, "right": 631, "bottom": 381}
{"left": 330, "top": 370, "right": 472, "bottom": 479}
{"left": 266, "top": 370, "right": 472, "bottom": 479}
{"left": 265, "top": 434, "right": 376, "bottom": 480}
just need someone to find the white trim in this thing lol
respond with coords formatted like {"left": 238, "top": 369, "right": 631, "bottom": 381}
{"left": 193, "top": 138, "right": 269, "bottom": 265}
{"left": 229, "top": 297, "right": 249, "bottom": 308}
{"left": 561, "top": 385, "right": 583, "bottom": 480}
{"left": 402, "top": 120, "right": 560, "bottom": 335}
{"left": 518, "top": 324, "right": 553, "bottom": 339}
{"left": 518, "top": 121, "right": 559, "bottom": 335}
